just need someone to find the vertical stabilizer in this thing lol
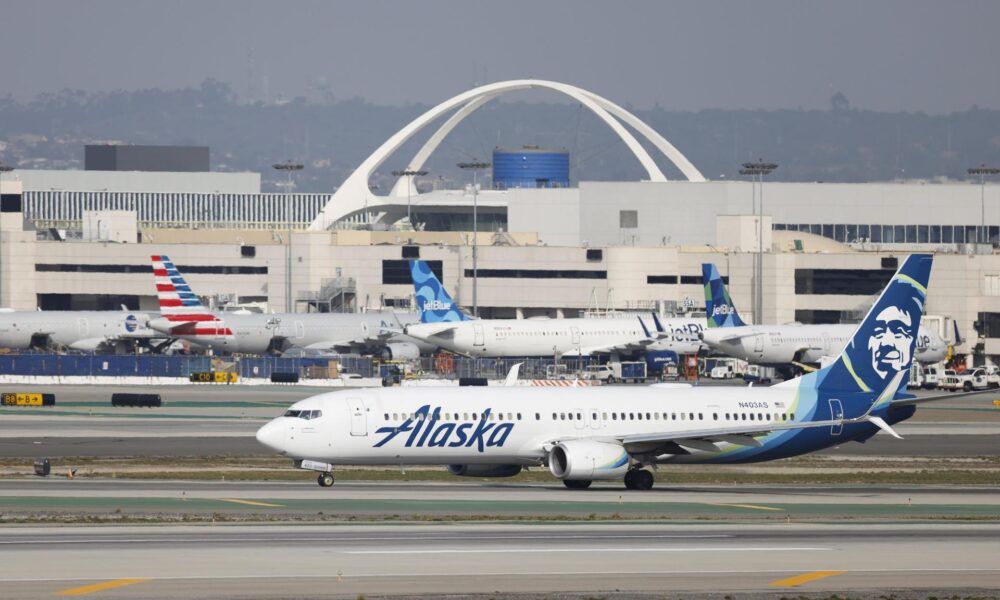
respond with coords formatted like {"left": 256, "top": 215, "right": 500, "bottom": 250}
{"left": 409, "top": 260, "right": 472, "bottom": 323}
{"left": 702, "top": 263, "right": 746, "bottom": 327}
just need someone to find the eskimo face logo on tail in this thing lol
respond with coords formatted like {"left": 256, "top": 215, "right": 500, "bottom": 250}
{"left": 868, "top": 306, "right": 914, "bottom": 378}
{"left": 124, "top": 314, "right": 138, "bottom": 332}
{"left": 373, "top": 405, "right": 513, "bottom": 453}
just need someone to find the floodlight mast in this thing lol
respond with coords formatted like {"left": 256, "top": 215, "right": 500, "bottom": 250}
{"left": 392, "top": 169, "right": 429, "bottom": 226}
{"left": 969, "top": 165, "right": 1000, "bottom": 245}
{"left": 739, "top": 160, "right": 777, "bottom": 324}
{"left": 272, "top": 161, "right": 304, "bottom": 312}
{"left": 458, "top": 160, "right": 491, "bottom": 318}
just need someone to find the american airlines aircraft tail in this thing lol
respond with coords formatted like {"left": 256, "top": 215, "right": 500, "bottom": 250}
{"left": 151, "top": 255, "right": 230, "bottom": 336}
{"left": 702, "top": 263, "right": 746, "bottom": 327}
{"left": 409, "top": 260, "right": 472, "bottom": 323}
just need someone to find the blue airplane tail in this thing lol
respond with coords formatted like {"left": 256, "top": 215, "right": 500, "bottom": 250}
{"left": 702, "top": 264, "right": 746, "bottom": 328}
{"left": 804, "top": 254, "right": 933, "bottom": 417}
{"left": 409, "top": 260, "right": 472, "bottom": 323}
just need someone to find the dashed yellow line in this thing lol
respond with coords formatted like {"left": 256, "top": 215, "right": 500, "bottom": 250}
{"left": 56, "top": 578, "right": 149, "bottom": 596}
{"left": 709, "top": 502, "right": 783, "bottom": 511}
{"left": 213, "top": 498, "right": 285, "bottom": 508}
{"left": 770, "top": 570, "right": 847, "bottom": 587}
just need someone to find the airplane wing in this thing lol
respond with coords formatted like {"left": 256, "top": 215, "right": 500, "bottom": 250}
{"left": 890, "top": 388, "right": 1000, "bottom": 407}
{"left": 407, "top": 324, "right": 459, "bottom": 339}
{"left": 566, "top": 339, "right": 658, "bottom": 356}
{"left": 615, "top": 414, "right": 886, "bottom": 455}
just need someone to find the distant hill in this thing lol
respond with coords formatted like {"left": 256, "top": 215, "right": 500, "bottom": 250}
{"left": 1, "top": 80, "right": 997, "bottom": 193}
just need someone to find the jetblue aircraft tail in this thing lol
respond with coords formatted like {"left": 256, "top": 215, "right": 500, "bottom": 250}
{"left": 702, "top": 263, "right": 746, "bottom": 327}
{"left": 409, "top": 260, "right": 473, "bottom": 323}
{"left": 151, "top": 256, "right": 209, "bottom": 314}
{"left": 800, "top": 254, "right": 933, "bottom": 418}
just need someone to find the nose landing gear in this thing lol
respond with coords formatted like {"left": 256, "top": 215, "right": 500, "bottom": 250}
{"left": 317, "top": 472, "right": 335, "bottom": 487}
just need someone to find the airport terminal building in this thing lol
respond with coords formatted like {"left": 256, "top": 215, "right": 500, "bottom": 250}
{"left": 2, "top": 80, "right": 999, "bottom": 361}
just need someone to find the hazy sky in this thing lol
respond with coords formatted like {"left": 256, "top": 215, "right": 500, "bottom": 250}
{"left": 3, "top": 0, "right": 998, "bottom": 112}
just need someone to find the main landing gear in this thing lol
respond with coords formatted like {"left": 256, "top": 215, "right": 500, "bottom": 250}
{"left": 563, "top": 479, "right": 592, "bottom": 490}
{"left": 624, "top": 468, "right": 654, "bottom": 491}
{"left": 317, "top": 472, "right": 335, "bottom": 487}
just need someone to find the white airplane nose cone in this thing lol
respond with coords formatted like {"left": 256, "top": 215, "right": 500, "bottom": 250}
{"left": 255, "top": 420, "right": 286, "bottom": 453}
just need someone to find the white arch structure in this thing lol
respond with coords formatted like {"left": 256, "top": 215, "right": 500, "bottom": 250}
{"left": 309, "top": 79, "right": 706, "bottom": 230}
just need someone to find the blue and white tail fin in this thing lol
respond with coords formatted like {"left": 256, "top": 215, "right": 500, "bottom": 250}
{"left": 806, "top": 254, "right": 933, "bottom": 417}
{"left": 702, "top": 263, "right": 746, "bottom": 327}
{"left": 409, "top": 260, "right": 473, "bottom": 324}
{"left": 952, "top": 320, "right": 963, "bottom": 346}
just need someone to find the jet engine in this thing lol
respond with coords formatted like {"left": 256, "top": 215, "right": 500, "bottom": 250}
{"left": 381, "top": 342, "right": 421, "bottom": 360}
{"left": 447, "top": 464, "right": 523, "bottom": 478}
{"left": 548, "top": 440, "right": 630, "bottom": 480}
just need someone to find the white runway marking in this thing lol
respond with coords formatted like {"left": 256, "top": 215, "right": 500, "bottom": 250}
{"left": 345, "top": 546, "right": 830, "bottom": 555}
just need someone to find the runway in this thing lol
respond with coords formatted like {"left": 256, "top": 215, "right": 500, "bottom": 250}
{"left": 1, "top": 523, "right": 998, "bottom": 598}
{"left": 1, "top": 479, "right": 998, "bottom": 519}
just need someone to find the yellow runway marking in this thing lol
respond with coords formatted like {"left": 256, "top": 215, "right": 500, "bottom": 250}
{"left": 770, "top": 570, "right": 848, "bottom": 587}
{"left": 709, "top": 502, "right": 783, "bottom": 511}
{"left": 56, "top": 578, "right": 149, "bottom": 596}
{"left": 213, "top": 497, "right": 285, "bottom": 507}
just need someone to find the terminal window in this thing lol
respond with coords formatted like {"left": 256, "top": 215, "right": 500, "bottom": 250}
{"left": 794, "top": 268, "right": 895, "bottom": 295}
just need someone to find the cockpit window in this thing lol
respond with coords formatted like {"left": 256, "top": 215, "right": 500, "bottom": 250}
{"left": 283, "top": 409, "right": 322, "bottom": 420}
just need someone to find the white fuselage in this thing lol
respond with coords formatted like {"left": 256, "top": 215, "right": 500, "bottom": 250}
{"left": 0, "top": 311, "right": 159, "bottom": 351}
{"left": 702, "top": 323, "right": 946, "bottom": 365}
{"left": 256, "top": 384, "right": 804, "bottom": 466}
{"left": 405, "top": 317, "right": 703, "bottom": 358}
{"left": 149, "top": 311, "right": 428, "bottom": 355}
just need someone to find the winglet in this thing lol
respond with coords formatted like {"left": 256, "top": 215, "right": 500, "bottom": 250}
{"left": 638, "top": 315, "right": 652, "bottom": 338}
{"left": 953, "top": 320, "right": 963, "bottom": 345}
{"left": 504, "top": 363, "right": 522, "bottom": 386}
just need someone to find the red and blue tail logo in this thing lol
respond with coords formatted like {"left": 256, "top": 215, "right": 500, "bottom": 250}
{"left": 150, "top": 255, "right": 232, "bottom": 336}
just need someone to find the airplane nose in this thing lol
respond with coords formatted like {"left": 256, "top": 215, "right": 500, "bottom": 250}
{"left": 255, "top": 420, "right": 286, "bottom": 453}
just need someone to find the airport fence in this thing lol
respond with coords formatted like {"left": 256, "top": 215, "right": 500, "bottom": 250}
{"left": 0, "top": 354, "right": 212, "bottom": 377}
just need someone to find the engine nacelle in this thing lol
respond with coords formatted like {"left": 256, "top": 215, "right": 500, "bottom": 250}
{"left": 382, "top": 342, "right": 421, "bottom": 360}
{"left": 447, "top": 464, "right": 523, "bottom": 478}
{"left": 548, "top": 440, "right": 629, "bottom": 481}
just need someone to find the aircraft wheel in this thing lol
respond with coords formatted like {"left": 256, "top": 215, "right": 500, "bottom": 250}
{"left": 633, "top": 469, "right": 654, "bottom": 491}
{"left": 623, "top": 470, "right": 637, "bottom": 490}
{"left": 563, "top": 479, "right": 592, "bottom": 490}
{"left": 317, "top": 473, "right": 335, "bottom": 487}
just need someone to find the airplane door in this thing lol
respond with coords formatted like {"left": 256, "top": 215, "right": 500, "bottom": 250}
{"left": 294, "top": 321, "right": 305, "bottom": 339}
{"left": 574, "top": 408, "right": 586, "bottom": 430}
{"left": 346, "top": 397, "right": 367, "bottom": 436}
{"left": 473, "top": 323, "right": 485, "bottom": 346}
{"left": 77, "top": 318, "right": 88, "bottom": 337}
{"left": 571, "top": 326, "right": 581, "bottom": 346}
{"left": 753, "top": 334, "right": 764, "bottom": 355}
{"left": 828, "top": 399, "right": 844, "bottom": 436}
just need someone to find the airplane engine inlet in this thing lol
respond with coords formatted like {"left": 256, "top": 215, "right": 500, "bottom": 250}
{"left": 381, "top": 342, "right": 421, "bottom": 360}
{"left": 447, "top": 464, "right": 523, "bottom": 478}
{"left": 548, "top": 440, "right": 629, "bottom": 480}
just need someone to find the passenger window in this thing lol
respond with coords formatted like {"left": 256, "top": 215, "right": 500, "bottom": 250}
{"left": 645, "top": 412, "right": 651, "bottom": 420}
{"left": 535, "top": 413, "right": 540, "bottom": 420}
{"left": 508, "top": 413, "right": 514, "bottom": 421}
{"left": 612, "top": 413, "right": 618, "bottom": 420}
{"left": 472, "top": 413, "right": 478, "bottom": 420}
{"left": 560, "top": 413, "right": 566, "bottom": 420}
{"left": 637, "top": 413, "right": 643, "bottom": 421}
{"left": 749, "top": 413, "right": 755, "bottom": 421}
{"left": 384, "top": 413, "right": 389, "bottom": 420}
{"left": 602, "top": 412, "right": 608, "bottom": 420}
{"left": 671, "top": 413, "right": 676, "bottom": 420}
{"left": 517, "top": 413, "right": 522, "bottom": 420}
{"left": 698, "top": 413, "right": 703, "bottom": 420}
{"left": 592, "top": 412, "right": 598, "bottom": 420}
{"left": 552, "top": 412, "right": 557, "bottom": 420}
{"left": 713, "top": 413, "right": 718, "bottom": 421}
{"left": 689, "top": 413, "right": 694, "bottom": 420}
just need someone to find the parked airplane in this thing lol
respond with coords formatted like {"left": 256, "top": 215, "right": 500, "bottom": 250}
{"left": 145, "top": 255, "right": 430, "bottom": 357}
{"left": 0, "top": 309, "right": 162, "bottom": 352}
{"left": 257, "top": 254, "right": 961, "bottom": 490}
{"left": 401, "top": 259, "right": 703, "bottom": 358}
{"left": 699, "top": 263, "right": 949, "bottom": 368}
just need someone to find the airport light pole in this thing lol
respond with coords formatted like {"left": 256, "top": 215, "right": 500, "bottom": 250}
{"left": 739, "top": 160, "right": 777, "bottom": 324}
{"left": 968, "top": 165, "right": 1000, "bottom": 245}
{"left": 0, "top": 163, "right": 12, "bottom": 307}
{"left": 458, "top": 160, "right": 491, "bottom": 318}
{"left": 392, "top": 169, "right": 428, "bottom": 227}
{"left": 272, "top": 161, "right": 303, "bottom": 312}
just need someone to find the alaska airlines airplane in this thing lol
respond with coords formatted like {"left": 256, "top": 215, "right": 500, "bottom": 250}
{"left": 0, "top": 309, "right": 162, "bottom": 352}
{"left": 146, "top": 256, "right": 430, "bottom": 357}
{"left": 401, "top": 259, "right": 703, "bottom": 358}
{"left": 699, "top": 263, "right": 948, "bottom": 367}
{"left": 257, "top": 254, "right": 949, "bottom": 490}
